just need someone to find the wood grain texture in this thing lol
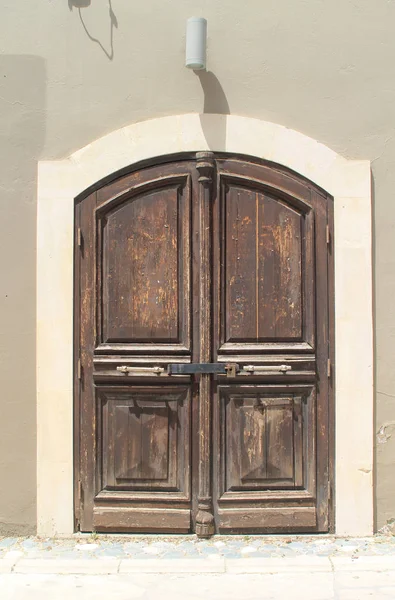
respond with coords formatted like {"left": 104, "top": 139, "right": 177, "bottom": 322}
{"left": 97, "top": 170, "right": 192, "bottom": 354}
{"left": 218, "top": 507, "right": 317, "bottom": 531}
{"left": 114, "top": 404, "right": 169, "bottom": 481}
{"left": 213, "top": 156, "right": 331, "bottom": 534}
{"left": 99, "top": 386, "right": 190, "bottom": 493}
{"left": 78, "top": 190, "right": 98, "bottom": 531}
{"left": 225, "top": 186, "right": 302, "bottom": 342}
{"left": 75, "top": 154, "right": 334, "bottom": 535}
{"left": 220, "top": 385, "right": 312, "bottom": 497}
{"left": 93, "top": 507, "right": 191, "bottom": 533}
{"left": 102, "top": 186, "right": 179, "bottom": 342}
{"left": 196, "top": 152, "right": 215, "bottom": 537}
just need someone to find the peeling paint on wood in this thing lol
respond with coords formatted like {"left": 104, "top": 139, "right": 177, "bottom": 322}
{"left": 75, "top": 155, "right": 334, "bottom": 535}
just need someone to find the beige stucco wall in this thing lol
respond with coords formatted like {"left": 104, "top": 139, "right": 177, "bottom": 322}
{"left": 0, "top": 0, "right": 394, "bottom": 532}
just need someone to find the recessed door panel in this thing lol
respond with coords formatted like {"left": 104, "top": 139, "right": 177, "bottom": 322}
{"left": 92, "top": 385, "right": 192, "bottom": 533}
{"left": 99, "top": 386, "right": 190, "bottom": 493}
{"left": 97, "top": 174, "right": 191, "bottom": 354}
{"left": 218, "top": 384, "right": 315, "bottom": 501}
{"left": 225, "top": 186, "right": 303, "bottom": 341}
{"left": 218, "top": 177, "right": 315, "bottom": 353}
{"left": 103, "top": 188, "right": 179, "bottom": 342}
{"left": 223, "top": 390, "right": 304, "bottom": 491}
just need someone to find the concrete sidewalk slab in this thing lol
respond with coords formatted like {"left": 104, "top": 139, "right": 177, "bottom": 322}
{"left": 0, "top": 551, "right": 23, "bottom": 574}
{"left": 1, "top": 571, "right": 395, "bottom": 600}
{"left": 330, "top": 555, "right": 395, "bottom": 571}
{"left": 119, "top": 557, "right": 226, "bottom": 573}
{"left": 226, "top": 555, "right": 332, "bottom": 573}
{"left": 1, "top": 554, "right": 394, "bottom": 575}
{"left": 14, "top": 558, "right": 120, "bottom": 575}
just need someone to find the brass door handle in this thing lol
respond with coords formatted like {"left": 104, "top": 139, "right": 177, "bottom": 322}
{"left": 116, "top": 366, "right": 165, "bottom": 375}
{"left": 243, "top": 365, "right": 292, "bottom": 374}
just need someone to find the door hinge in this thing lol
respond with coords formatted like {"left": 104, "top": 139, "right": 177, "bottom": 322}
{"left": 75, "top": 479, "right": 84, "bottom": 530}
{"left": 75, "top": 479, "right": 83, "bottom": 526}
{"left": 327, "top": 358, "right": 331, "bottom": 378}
{"left": 77, "top": 228, "right": 83, "bottom": 248}
{"left": 326, "top": 224, "right": 330, "bottom": 245}
{"left": 77, "top": 358, "right": 82, "bottom": 380}
{"left": 328, "top": 484, "right": 332, "bottom": 504}
{"left": 78, "top": 479, "right": 84, "bottom": 507}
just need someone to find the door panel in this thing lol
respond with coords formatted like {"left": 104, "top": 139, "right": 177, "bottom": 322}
{"left": 217, "top": 506, "right": 317, "bottom": 531}
{"left": 97, "top": 173, "right": 192, "bottom": 354}
{"left": 218, "top": 176, "right": 315, "bottom": 354}
{"left": 102, "top": 187, "right": 181, "bottom": 343}
{"left": 224, "top": 185, "right": 304, "bottom": 343}
{"left": 75, "top": 154, "right": 333, "bottom": 535}
{"left": 99, "top": 386, "right": 191, "bottom": 494}
{"left": 216, "top": 383, "right": 317, "bottom": 532}
{"left": 212, "top": 157, "right": 331, "bottom": 533}
{"left": 222, "top": 387, "right": 306, "bottom": 491}
{"left": 76, "top": 161, "right": 197, "bottom": 533}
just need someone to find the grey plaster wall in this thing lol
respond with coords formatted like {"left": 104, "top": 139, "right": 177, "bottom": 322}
{"left": 0, "top": 0, "right": 394, "bottom": 532}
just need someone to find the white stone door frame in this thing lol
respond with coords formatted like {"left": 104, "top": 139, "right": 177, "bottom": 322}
{"left": 37, "top": 113, "right": 373, "bottom": 536}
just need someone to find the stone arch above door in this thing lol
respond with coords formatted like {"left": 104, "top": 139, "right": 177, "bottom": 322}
{"left": 37, "top": 113, "right": 372, "bottom": 536}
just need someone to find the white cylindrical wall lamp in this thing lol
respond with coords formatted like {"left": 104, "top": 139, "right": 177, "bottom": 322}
{"left": 185, "top": 17, "right": 207, "bottom": 70}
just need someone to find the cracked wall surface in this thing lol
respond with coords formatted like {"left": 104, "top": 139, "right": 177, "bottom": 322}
{"left": 0, "top": 0, "right": 394, "bottom": 531}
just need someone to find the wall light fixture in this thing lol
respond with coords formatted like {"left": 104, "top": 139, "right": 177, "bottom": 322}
{"left": 185, "top": 17, "right": 207, "bottom": 70}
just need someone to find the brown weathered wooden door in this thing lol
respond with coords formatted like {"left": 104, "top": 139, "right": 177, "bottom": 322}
{"left": 75, "top": 153, "right": 333, "bottom": 534}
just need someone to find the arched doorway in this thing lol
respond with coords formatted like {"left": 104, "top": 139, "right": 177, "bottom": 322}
{"left": 74, "top": 152, "right": 334, "bottom": 535}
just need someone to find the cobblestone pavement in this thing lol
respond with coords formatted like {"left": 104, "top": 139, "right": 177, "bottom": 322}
{"left": 1, "top": 533, "right": 395, "bottom": 561}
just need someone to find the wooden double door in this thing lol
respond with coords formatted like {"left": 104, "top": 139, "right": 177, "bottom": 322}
{"left": 75, "top": 153, "right": 334, "bottom": 535}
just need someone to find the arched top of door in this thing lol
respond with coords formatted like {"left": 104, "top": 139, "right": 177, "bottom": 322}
{"left": 78, "top": 152, "right": 331, "bottom": 212}
{"left": 88, "top": 153, "right": 328, "bottom": 225}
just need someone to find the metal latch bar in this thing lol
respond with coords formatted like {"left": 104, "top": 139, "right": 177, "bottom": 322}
{"left": 167, "top": 363, "right": 239, "bottom": 377}
{"left": 243, "top": 364, "right": 292, "bottom": 374}
{"left": 116, "top": 366, "right": 165, "bottom": 375}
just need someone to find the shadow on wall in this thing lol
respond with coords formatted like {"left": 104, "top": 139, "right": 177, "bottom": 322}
{"left": 197, "top": 71, "right": 230, "bottom": 152}
{"left": 0, "top": 55, "right": 46, "bottom": 534}
{"left": 69, "top": 0, "right": 118, "bottom": 61}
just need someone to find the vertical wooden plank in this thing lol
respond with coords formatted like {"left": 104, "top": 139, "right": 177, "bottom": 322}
{"left": 327, "top": 195, "right": 335, "bottom": 532}
{"left": 304, "top": 385, "right": 317, "bottom": 504}
{"left": 101, "top": 394, "right": 110, "bottom": 488}
{"left": 73, "top": 200, "right": 82, "bottom": 529}
{"left": 312, "top": 187, "right": 331, "bottom": 532}
{"left": 240, "top": 403, "right": 267, "bottom": 481}
{"left": 302, "top": 209, "right": 316, "bottom": 349}
{"left": 266, "top": 400, "right": 294, "bottom": 480}
{"left": 259, "top": 194, "right": 302, "bottom": 339}
{"left": 225, "top": 394, "right": 238, "bottom": 490}
{"left": 141, "top": 407, "right": 169, "bottom": 480}
{"left": 211, "top": 165, "right": 221, "bottom": 527}
{"left": 293, "top": 396, "right": 304, "bottom": 487}
{"left": 180, "top": 177, "right": 192, "bottom": 352}
{"left": 225, "top": 186, "right": 257, "bottom": 341}
{"left": 195, "top": 152, "right": 215, "bottom": 537}
{"left": 191, "top": 165, "right": 202, "bottom": 529}
{"left": 115, "top": 404, "right": 139, "bottom": 480}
